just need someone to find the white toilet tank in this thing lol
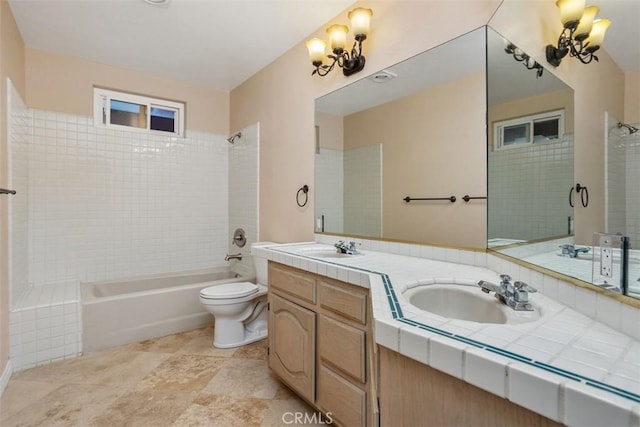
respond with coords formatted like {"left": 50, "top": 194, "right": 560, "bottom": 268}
{"left": 250, "top": 242, "right": 275, "bottom": 285}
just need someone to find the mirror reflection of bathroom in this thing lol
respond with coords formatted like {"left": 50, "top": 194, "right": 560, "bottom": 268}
{"left": 487, "top": 27, "right": 575, "bottom": 248}
{"left": 605, "top": 112, "right": 640, "bottom": 297}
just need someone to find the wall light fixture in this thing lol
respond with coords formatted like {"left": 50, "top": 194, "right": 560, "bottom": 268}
{"left": 305, "top": 7, "right": 373, "bottom": 77}
{"left": 546, "top": 0, "right": 611, "bottom": 67}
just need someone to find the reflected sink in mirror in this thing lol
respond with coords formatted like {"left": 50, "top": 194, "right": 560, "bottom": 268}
{"left": 403, "top": 283, "right": 540, "bottom": 325}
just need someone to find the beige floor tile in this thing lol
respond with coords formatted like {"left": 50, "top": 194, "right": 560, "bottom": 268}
{"left": 12, "top": 348, "right": 170, "bottom": 388}
{"left": 122, "top": 327, "right": 211, "bottom": 354}
{"left": 173, "top": 394, "right": 270, "bottom": 427}
{"left": 0, "top": 327, "right": 314, "bottom": 427}
{"left": 0, "top": 380, "right": 61, "bottom": 421}
{"left": 90, "top": 387, "right": 194, "bottom": 427}
{"left": 135, "top": 354, "right": 227, "bottom": 395}
{"left": 233, "top": 338, "right": 268, "bottom": 360}
{"left": 1, "top": 383, "right": 127, "bottom": 427}
{"left": 202, "top": 358, "right": 280, "bottom": 400}
{"left": 175, "top": 334, "right": 238, "bottom": 358}
{"left": 273, "top": 382, "right": 303, "bottom": 401}
{"left": 261, "top": 398, "right": 327, "bottom": 427}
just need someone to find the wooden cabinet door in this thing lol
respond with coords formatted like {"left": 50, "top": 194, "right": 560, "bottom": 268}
{"left": 269, "top": 293, "right": 316, "bottom": 402}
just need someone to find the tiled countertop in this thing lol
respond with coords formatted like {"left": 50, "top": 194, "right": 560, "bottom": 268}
{"left": 256, "top": 242, "right": 640, "bottom": 427}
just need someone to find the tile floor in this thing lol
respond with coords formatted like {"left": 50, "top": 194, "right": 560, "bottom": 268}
{"left": 0, "top": 326, "right": 321, "bottom": 426}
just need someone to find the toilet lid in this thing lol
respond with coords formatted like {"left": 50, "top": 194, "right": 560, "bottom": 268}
{"left": 200, "top": 282, "right": 259, "bottom": 299}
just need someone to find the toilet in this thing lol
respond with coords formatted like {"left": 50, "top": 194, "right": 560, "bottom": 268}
{"left": 199, "top": 242, "right": 272, "bottom": 348}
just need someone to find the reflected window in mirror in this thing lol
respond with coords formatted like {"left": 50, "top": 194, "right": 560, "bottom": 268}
{"left": 494, "top": 109, "right": 565, "bottom": 150}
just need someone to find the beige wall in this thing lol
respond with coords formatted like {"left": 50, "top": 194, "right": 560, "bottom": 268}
{"left": 230, "top": 0, "right": 501, "bottom": 244}
{"left": 343, "top": 73, "right": 486, "bottom": 247}
{"left": 25, "top": 48, "right": 229, "bottom": 134}
{"left": 0, "top": 0, "right": 25, "bottom": 378}
{"left": 625, "top": 72, "right": 640, "bottom": 124}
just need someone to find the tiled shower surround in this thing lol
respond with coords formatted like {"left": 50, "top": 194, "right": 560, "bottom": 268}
{"left": 607, "top": 120, "right": 640, "bottom": 248}
{"left": 315, "top": 144, "right": 381, "bottom": 236}
{"left": 22, "top": 112, "right": 230, "bottom": 285}
{"left": 314, "top": 148, "right": 344, "bottom": 233}
{"left": 7, "top": 83, "right": 249, "bottom": 370}
{"left": 488, "top": 136, "right": 574, "bottom": 241}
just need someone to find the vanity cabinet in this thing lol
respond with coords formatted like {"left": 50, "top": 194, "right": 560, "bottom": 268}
{"left": 267, "top": 262, "right": 375, "bottom": 427}
{"left": 268, "top": 293, "right": 316, "bottom": 402}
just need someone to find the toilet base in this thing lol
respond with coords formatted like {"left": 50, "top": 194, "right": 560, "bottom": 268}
{"left": 213, "top": 327, "right": 267, "bottom": 349}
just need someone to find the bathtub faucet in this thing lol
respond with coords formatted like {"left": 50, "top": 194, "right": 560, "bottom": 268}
{"left": 225, "top": 253, "right": 242, "bottom": 261}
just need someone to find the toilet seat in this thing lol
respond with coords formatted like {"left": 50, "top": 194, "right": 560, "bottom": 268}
{"left": 200, "top": 282, "right": 259, "bottom": 300}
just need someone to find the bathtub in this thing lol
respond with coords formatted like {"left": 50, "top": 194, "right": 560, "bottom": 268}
{"left": 81, "top": 267, "right": 254, "bottom": 352}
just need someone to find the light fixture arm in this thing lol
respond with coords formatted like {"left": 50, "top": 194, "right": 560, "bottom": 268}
{"left": 312, "top": 36, "right": 366, "bottom": 77}
{"left": 547, "top": 26, "right": 600, "bottom": 67}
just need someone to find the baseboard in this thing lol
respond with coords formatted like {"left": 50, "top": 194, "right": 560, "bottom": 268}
{"left": 0, "top": 359, "right": 13, "bottom": 398}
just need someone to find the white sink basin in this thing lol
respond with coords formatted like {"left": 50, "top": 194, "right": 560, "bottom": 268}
{"left": 403, "top": 283, "right": 540, "bottom": 325}
{"left": 294, "top": 246, "right": 360, "bottom": 259}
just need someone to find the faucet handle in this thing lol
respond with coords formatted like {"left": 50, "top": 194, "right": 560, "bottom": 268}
{"left": 514, "top": 281, "right": 537, "bottom": 293}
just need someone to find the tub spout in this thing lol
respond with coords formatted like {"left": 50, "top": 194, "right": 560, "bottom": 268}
{"left": 225, "top": 253, "right": 242, "bottom": 261}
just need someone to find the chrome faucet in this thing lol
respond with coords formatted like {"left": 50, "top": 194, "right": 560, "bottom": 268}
{"left": 477, "top": 274, "right": 537, "bottom": 311}
{"left": 225, "top": 253, "right": 242, "bottom": 261}
{"left": 334, "top": 240, "right": 359, "bottom": 255}
{"left": 559, "top": 244, "right": 590, "bottom": 258}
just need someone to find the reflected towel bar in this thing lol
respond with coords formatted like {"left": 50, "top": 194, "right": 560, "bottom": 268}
{"left": 0, "top": 188, "right": 16, "bottom": 195}
{"left": 403, "top": 196, "right": 456, "bottom": 203}
{"left": 462, "top": 195, "right": 487, "bottom": 202}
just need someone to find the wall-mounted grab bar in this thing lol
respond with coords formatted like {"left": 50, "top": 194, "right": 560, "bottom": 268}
{"left": 0, "top": 188, "right": 16, "bottom": 195}
{"left": 403, "top": 196, "right": 456, "bottom": 203}
{"left": 462, "top": 195, "right": 487, "bottom": 202}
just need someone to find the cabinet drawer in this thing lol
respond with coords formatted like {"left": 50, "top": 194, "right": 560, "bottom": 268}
{"left": 318, "top": 280, "right": 367, "bottom": 324}
{"left": 269, "top": 262, "right": 316, "bottom": 304}
{"left": 316, "top": 365, "right": 366, "bottom": 427}
{"left": 318, "top": 315, "right": 366, "bottom": 383}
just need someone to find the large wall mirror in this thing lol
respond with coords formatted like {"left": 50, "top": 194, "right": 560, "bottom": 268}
{"left": 314, "top": 27, "right": 487, "bottom": 248}
{"left": 314, "top": 25, "right": 638, "bottom": 300}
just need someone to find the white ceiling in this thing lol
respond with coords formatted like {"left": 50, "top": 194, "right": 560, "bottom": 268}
{"left": 8, "top": 0, "right": 355, "bottom": 92}
{"left": 7, "top": 0, "right": 639, "bottom": 93}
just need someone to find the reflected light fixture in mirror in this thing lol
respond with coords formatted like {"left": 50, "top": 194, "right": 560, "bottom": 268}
{"left": 546, "top": 0, "right": 611, "bottom": 67}
{"left": 305, "top": 7, "right": 373, "bottom": 77}
{"left": 504, "top": 42, "right": 545, "bottom": 77}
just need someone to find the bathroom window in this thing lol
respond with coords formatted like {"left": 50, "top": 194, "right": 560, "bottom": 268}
{"left": 494, "top": 109, "right": 564, "bottom": 150}
{"left": 93, "top": 88, "right": 185, "bottom": 136}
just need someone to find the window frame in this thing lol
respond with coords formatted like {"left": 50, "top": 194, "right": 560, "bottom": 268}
{"left": 93, "top": 88, "right": 185, "bottom": 136}
{"left": 493, "top": 109, "right": 564, "bottom": 151}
